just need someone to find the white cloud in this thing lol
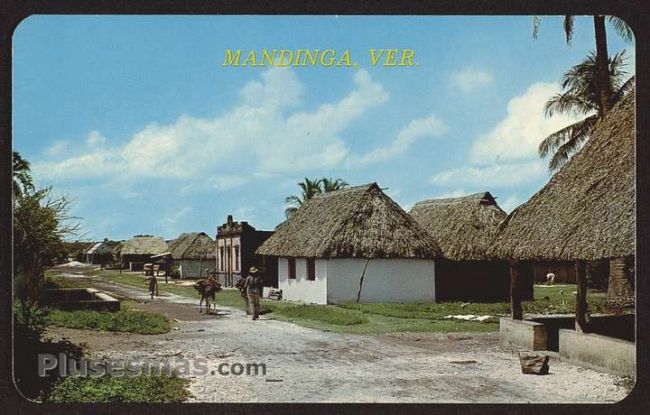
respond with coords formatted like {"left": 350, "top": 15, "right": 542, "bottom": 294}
{"left": 86, "top": 130, "right": 107, "bottom": 147}
{"left": 352, "top": 114, "right": 449, "bottom": 167}
{"left": 430, "top": 160, "right": 547, "bottom": 189}
{"left": 45, "top": 140, "right": 69, "bottom": 158}
{"left": 209, "top": 175, "right": 250, "bottom": 191}
{"left": 499, "top": 194, "right": 521, "bottom": 213}
{"left": 469, "top": 82, "right": 583, "bottom": 165}
{"left": 450, "top": 67, "right": 493, "bottom": 93}
{"left": 34, "top": 68, "right": 388, "bottom": 184}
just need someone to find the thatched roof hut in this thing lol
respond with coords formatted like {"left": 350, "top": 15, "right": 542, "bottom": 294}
{"left": 492, "top": 91, "right": 635, "bottom": 261}
{"left": 168, "top": 232, "right": 216, "bottom": 260}
{"left": 409, "top": 192, "right": 507, "bottom": 261}
{"left": 257, "top": 183, "right": 442, "bottom": 259}
{"left": 120, "top": 235, "right": 168, "bottom": 256}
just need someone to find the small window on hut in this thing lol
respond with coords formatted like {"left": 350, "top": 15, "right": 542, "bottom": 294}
{"left": 307, "top": 259, "right": 315, "bottom": 281}
{"left": 288, "top": 258, "right": 296, "bottom": 279}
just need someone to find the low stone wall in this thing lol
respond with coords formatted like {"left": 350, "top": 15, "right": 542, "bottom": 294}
{"left": 43, "top": 288, "right": 121, "bottom": 312}
{"left": 500, "top": 318, "right": 548, "bottom": 351}
{"left": 558, "top": 329, "right": 635, "bottom": 376}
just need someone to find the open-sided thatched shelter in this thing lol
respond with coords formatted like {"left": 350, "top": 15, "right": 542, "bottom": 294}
{"left": 168, "top": 232, "right": 216, "bottom": 278}
{"left": 409, "top": 192, "right": 517, "bottom": 302}
{"left": 85, "top": 239, "right": 121, "bottom": 267}
{"left": 257, "top": 183, "right": 442, "bottom": 304}
{"left": 493, "top": 91, "right": 635, "bottom": 310}
{"left": 120, "top": 235, "right": 168, "bottom": 271}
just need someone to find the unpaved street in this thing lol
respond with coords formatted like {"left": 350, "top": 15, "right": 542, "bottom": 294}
{"left": 46, "top": 275, "right": 630, "bottom": 403}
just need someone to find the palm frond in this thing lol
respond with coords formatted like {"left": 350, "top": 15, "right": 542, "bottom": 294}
{"left": 607, "top": 16, "right": 634, "bottom": 42}
{"left": 563, "top": 15, "right": 575, "bottom": 45}
{"left": 538, "top": 115, "right": 597, "bottom": 159}
{"left": 548, "top": 124, "right": 592, "bottom": 171}
{"left": 532, "top": 16, "right": 542, "bottom": 39}
{"left": 545, "top": 92, "right": 596, "bottom": 117}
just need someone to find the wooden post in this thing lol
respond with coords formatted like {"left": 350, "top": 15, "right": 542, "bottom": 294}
{"left": 575, "top": 260, "right": 588, "bottom": 332}
{"left": 510, "top": 260, "right": 523, "bottom": 320}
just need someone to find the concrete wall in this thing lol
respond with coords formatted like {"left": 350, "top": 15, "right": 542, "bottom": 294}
{"left": 326, "top": 258, "right": 435, "bottom": 304}
{"left": 500, "top": 318, "right": 548, "bottom": 351}
{"left": 277, "top": 258, "right": 327, "bottom": 304}
{"left": 559, "top": 329, "right": 635, "bottom": 376}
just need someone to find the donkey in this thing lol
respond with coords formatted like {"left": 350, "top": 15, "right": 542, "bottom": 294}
{"left": 193, "top": 276, "right": 222, "bottom": 314}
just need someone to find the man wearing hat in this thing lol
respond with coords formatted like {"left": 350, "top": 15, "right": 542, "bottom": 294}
{"left": 243, "top": 266, "right": 264, "bottom": 320}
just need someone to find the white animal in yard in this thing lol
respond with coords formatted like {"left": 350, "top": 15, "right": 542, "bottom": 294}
{"left": 546, "top": 272, "right": 556, "bottom": 286}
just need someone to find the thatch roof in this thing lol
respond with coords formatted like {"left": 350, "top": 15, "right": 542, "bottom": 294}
{"left": 120, "top": 236, "right": 168, "bottom": 256}
{"left": 409, "top": 192, "right": 507, "bottom": 261}
{"left": 256, "top": 183, "right": 442, "bottom": 259}
{"left": 86, "top": 240, "right": 122, "bottom": 256}
{"left": 168, "top": 232, "right": 216, "bottom": 260}
{"left": 492, "top": 92, "right": 635, "bottom": 261}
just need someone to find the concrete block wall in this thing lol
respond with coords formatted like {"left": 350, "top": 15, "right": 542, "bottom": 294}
{"left": 500, "top": 317, "right": 548, "bottom": 351}
{"left": 558, "top": 329, "right": 635, "bottom": 377}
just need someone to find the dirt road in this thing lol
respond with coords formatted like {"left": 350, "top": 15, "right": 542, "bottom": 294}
{"left": 46, "top": 275, "right": 630, "bottom": 403}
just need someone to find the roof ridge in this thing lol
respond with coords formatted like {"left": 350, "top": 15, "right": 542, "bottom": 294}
{"left": 413, "top": 191, "right": 493, "bottom": 206}
{"left": 312, "top": 182, "right": 378, "bottom": 198}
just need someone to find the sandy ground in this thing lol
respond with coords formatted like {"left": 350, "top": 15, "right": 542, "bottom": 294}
{"left": 44, "top": 275, "right": 630, "bottom": 403}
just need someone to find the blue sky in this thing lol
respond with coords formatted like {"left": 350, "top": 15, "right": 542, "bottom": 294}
{"left": 12, "top": 15, "right": 634, "bottom": 241}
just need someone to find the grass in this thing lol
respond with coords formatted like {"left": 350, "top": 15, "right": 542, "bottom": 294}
{"left": 44, "top": 375, "right": 190, "bottom": 403}
{"left": 45, "top": 300, "right": 170, "bottom": 335}
{"left": 52, "top": 269, "right": 613, "bottom": 335}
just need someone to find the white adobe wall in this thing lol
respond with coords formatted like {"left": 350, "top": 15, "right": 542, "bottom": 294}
{"left": 277, "top": 258, "right": 327, "bottom": 304}
{"left": 179, "top": 259, "right": 204, "bottom": 278}
{"left": 326, "top": 258, "right": 435, "bottom": 304}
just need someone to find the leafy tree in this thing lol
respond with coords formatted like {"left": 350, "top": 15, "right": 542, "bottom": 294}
{"left": 539, "top": 51, "right": 634, "bottom": 171}
{"left": 284, "top": 177, "right": 348, "bottom": 217}
{"left": 14, "top": 188, "right": 79, "bottom": 327}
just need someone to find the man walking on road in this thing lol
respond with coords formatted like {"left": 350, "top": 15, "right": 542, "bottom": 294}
{"left": 243, "top": 266, "right": 264, "bottom": 320}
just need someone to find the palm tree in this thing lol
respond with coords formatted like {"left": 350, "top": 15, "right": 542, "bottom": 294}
{"left": 533, "top": 15, "right": 633, "bottom": 117}
{"left": 284, "top": 178, "right": 323, "bottom": 218}
{"left": 13, "top": 151, "right": 34, "bottom": 198}
{"left": 284, "top": 177, "right": 349, "bottom": 218}
{"left": 320, "top": 177, "right": 349, "bottom": 192}
{"left": 539, "top": 51, "right": 634, "bottom": 171}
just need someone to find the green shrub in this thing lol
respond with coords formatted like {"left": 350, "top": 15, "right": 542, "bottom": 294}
{"left": 45, "top": 375, "right": 190, "bottom": 403}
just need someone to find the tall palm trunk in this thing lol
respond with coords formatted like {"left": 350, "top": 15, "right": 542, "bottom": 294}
{"left": 607, "top": 256, "right": 635, "bottom": 308}
{"left": 594, "top": 15, "right": 613, "bottom": 116}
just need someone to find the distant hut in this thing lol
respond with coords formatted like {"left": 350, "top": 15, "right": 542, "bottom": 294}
{"left": 410, "top": 192, "right": 522, "bottom": 302}
{"left": 493, "top": 91, "right": 635, "bottom": 316}
{"left": 85, "top": 239, "right": 120, "bottom": 267}
{"left": 256, "top": 183, "right": 442, "bottom": 304}
{"left": 168, "top": 232, "right": 216, "bottom": 279}
{"left": 120, "top": 235, "right": 168, "bottom": 271}
{"left": 216, "top": 215, "right": 278, "bottom": 288}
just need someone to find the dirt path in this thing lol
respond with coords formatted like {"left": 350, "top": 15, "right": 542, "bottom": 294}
{"left": 46, "top": 273, "right": 630, "bottom": 403}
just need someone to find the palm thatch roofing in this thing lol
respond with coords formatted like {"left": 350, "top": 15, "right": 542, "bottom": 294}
{"left": 168, "top": 232, "right": 216, "bottom": 260}
{"left": 86, "top": 240, "right": 122, "bottom": 256}
{"left": 120, "top": 236, "right": 168, "bottom": 256}
{"left": 409, "top": 192, "right": 507, "bottom": 261}
{"left": 257, "top": 183, "right": 442, "bottom": 259}
{"left": 492, "top": 91, "right": 635, "bottom": 261}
